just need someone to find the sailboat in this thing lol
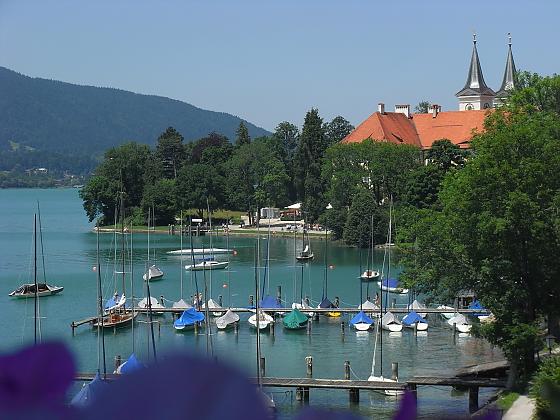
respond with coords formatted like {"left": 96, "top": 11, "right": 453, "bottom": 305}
{"left": 115, "top": 353, "right": 145, "bottom": 374}
{"left": 402, "top": 310, "right": 428, "bottom": 331}
{"left": 249, "top": 310, "right": 274, "bottom": 330}
{"left": 350, "top": 311, "right": 374, "bottom": 331}
{"left": 407, "top": 299, "right": 427, "bottom": 318}
{"left": 380, "top": 311, "right": 403, "bottom": 332}
{"left": 292, "top": 265, "right": 314, "bottom": 317}
{"left": 367, "top": 320, "right": 404, "bottom": 396}
{"left": 447, "top": 313, "right": 472, "bottom": 333}
{"left": 174, "top": 307, "right": 205, "bottom": 331}
{"left": 296, "top": 223, "right": 314, "bottom": 262}
{"left": 142, "top": 208, "right": 164, "bottom": 281}
{"left": 360, "top": 215, "right": 380, "bottom": 281}
{"left": 437, "top": 304, "right": 455, "bottom": 320}
{"left": 317, "top": 227, "right": 340, "bottom": 317}
{"left": 93, "top": 191, "right": 137, "bottom": 329}
{"left": 377, "top": 278, "right": 409, "bottom": 294}
{"left": 10, "top": 210, "right": 63, "bottom": 298}
{"left": 283, "top": 308, "right": 308, "bottom": 330}
{"left": 184, "top": 258, "right": 228, "bottom": 271}
{"left": 216, "top": 309, "right": 240, "bottom": 330}
{"left": 138, "top": 296, "right": 165, "bottom": 315}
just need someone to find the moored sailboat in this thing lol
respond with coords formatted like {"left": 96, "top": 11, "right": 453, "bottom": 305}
{"left": 216, "top": 309, "right": 239, "bottom": 330}
{"left": 402, "top": 310, "right": 428, "bottom": 331}
{"left": 282, "top": 308, "right": 308, "bottom": 330}
{"left": 174, "top": 307, "right": 205, "bottom": 331}
{"left": 381, "top": 311, "right": 403, "bottom": 332}
{"left": 350, "top": 310, "right": 374, "bottom": 331}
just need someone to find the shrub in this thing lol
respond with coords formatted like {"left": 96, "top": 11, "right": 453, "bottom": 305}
{"left": 530, "top": 355, "right": 560, "bottom": 419}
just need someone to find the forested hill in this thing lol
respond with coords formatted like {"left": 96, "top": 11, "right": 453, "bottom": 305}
{"left": 0, "top": 66, "right": 269, "bottom": 173}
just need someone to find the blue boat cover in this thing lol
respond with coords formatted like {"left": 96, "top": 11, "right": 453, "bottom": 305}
{"left": 468, "top": 300, "right": 486, "bottom": 317}
{"left": 318, "top": 297, "right": 334, "bottom": 309}
{"left": 174, "top": 308, "right": 205, "bottom": 328}
{"left": 119, "top": 353, "right": 145, "bottom": 374}
{"left": 350, "top": 311, "right": 374, "bottom": 326}
{"left": 381, "top": 278, "right": 399, "bottom": 288}
{"left": 70, "top": 372, "right": 108, "bottom": 407}
{"left": 195, "top": 256, "right": 215, "bottom": 262}
{"left": 402, "top": 310, "right": 427, "bottom": 326}
{"left": 104, "top": 294, "right": 121, "bottom": 309}
{"left": 260, "top": 295, "right": 283, "bottom": 309}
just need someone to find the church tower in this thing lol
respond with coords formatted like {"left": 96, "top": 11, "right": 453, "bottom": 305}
{"left": 494, "top": 33, "right": 517, "bottom": 107}
{"left": 456, "top": 35, "right": 496, "bottom": 111}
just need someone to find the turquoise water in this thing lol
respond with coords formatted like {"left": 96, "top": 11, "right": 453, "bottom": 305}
{"left": 0, "top": 188, "right": 502, "bottom": 418}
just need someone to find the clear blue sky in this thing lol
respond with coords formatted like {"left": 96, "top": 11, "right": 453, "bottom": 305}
{"left": 1, "top": 0, "right": 558, "bottom": 131}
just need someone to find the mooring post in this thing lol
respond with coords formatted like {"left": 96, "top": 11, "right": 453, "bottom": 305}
{"left": 307, "top": 319, "right": 312, "bottom": 335}
{"left": 270, "top": 320, "right": 275, "bottom": 336}
{"left": 334, "top": 296, "right": 340, "bottom": 308}
{"left": 314, "top": 311, "right": 319, "bottom": 322}
{"left": 341, "top": 321, "right": 345, "bottom": 336}
{"left": 453, "top": 322, "right": 457, "bottom": 336}
{"left": 344, "top": 360, "right": 350, "bottom": 380}
{"left": 344, "top": 361, "right": 359, "bottom": 403}
{"left": 468, "top": 386, "right": 479, "bottom": 413}
{"left": 194, "top": 322, "right": 198, "bottom": 334}
{"left": 304, "top": 296, "right": 310, "bottom": 306}
{"left": 160, "top": 295, "right": 164, "bottom": 306}
{"left": 277, "top": 285, "right": 282, "bottom": 304}
{"left": 407, "top": 383, "right": 418, "bottom": 405}
{"left": 234, "top": 321, "right": 239, "bottom": 334}
{"left": 306, "top": 356, "right": 313, "bottom": 377}
{"left": 158, "top": 321, "right": 161, "bottom": 336}
{"left": 249, "top": 295, "right": 254, "bottom": 307}
{"left": 114, "top": 355, "right": 122, "bottom": 372}
{"left": 218, "top": 295, "right": 223, "bottom": 307}
{"left": 260, "top": 357, "right": 266, "bottom": 378}
{"left": 391, "top": 362, "right": 399, "bottom": 381}
{"left": 392, "top": 298, "right": 396, "bottom": 309}
{"left": 413, "top": 322, "right": 417, "bottom": 336}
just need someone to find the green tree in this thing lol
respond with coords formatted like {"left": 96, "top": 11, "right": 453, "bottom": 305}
{"left": 402, "top": 164, "right": 443, "bottom": 209}
{"left": 414, "top": 100, "right": 430, "bottom": 113}
{"left": 509, "top": 72, "right": 560, "bottom": 114}
{"left": 427, "top": 139, "right": 467, "bottom": 171}
{"left": 272, "top": 121, "right": 299, "bottom": 160}
{"left": 80, "top": 142, "right": 151, "bottom": 223}
{"left": 141, "top": 179, "right": 177, "bottom": 225}
{"left": 235, "top": 121, "right": 251, "bottom": 147}
{"left": 176, "top": 163, "right": 224, "bottom": 217}
{"left": 155, "top": 127, "right": 185, "bottom": 179}
{"left": 343, "top": 189, "right": 384, "bottom": 247}
{"left": 404, "top": 109, "right": 560, "bottom": 388}
{"left": 324, "top": 116, "right": 354, "bottom": 146}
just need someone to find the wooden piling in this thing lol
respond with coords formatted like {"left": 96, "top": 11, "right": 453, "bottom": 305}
{"left": 391, "top": 362, "right": 399, "bottom": 381}
{"left": 392, "top": 298, "right": 397, "bottom": 308}
{"left": 249, "top": 295, "right": 254, "bottom": 307}
{"left": 307, "top": 319, "right": 312, "bottom": 335}
{"left": 341, "top": 321, "right": 345, "bottom": 336}
{"left": 114, "top": 355, "right": 122, "bottom": 372}
{"left": 306, "top": 356, "right": 313, "bottom": 377}
{"left": 270, "top": 320, "right": 275, "bottom": 335}
{"left": 160, "top": 295, "right": 164, "bottom": 306}
{"left": 468, "top": 386, "right": 479, "bottom": 413}
{"left": 277, "top": 285, "right": 282, "bottom": 303}
{"left": 413, "top": 322, "right": 417, "bottom": 335}
{"left": 345, "top": 361, "right": 359, "bottom": 403}
{"left": 234, "top": 321, "right": 239, "bottom": 334}
{"left": 218, "top": 295, "right": 223, "bottom": 307}
{"left": 344, "top": 361, "right": 350, "bottom": 380}
{"left": 260, "top": 357, "right": 266, "bottom": 378}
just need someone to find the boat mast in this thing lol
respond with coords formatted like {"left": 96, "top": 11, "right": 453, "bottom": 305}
{"left": 33, "top": 213, "right": 38, "bottom": 345}
{"left": 37, "top": 202, "right": 47, "bottom": 285}
{"left": 120, "top": 191, "right": 126, "bottom": 299}
{"left": 207, "top": 198, "right": 213, "bottom": 299}
{"left": 180, "top": 211, "right": 183, "bottom": 299}
{"left": 293, "top": 210, "right": 296, "bottom": 303}
{"left": 130, "top": 216, "right": 134, "bottom": 352}
{"left": 254, "top": 242, "right": 261, "bottom": 388}
{"left": 145, "top": 262, "right": 157, "bottom": 363}
{"left": 96, "top": 220, "right": 107, "bottom": 378}
{"left": 324, "top": 223, "right": 328, "bottom": 299}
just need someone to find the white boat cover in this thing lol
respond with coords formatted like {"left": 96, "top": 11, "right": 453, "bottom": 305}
{"left": 447, "top": 313, "right": 468, "bottom": 326}
{"left": 381, "top": 311, "right": 401, "bottom": 327}
{"left": 249, "top": 311, "right": 274, "bottom": 324}
{"left": 360, "top": 300, "right": 379, "bottom": 311}
{"left": 143, "top": 265, "right": 164, "bottom": 280}
{"left": 408, "top": 299, "right": 427, "bottom": 317}
{"left": 216, "top": 309, "right": 240, "bottom": 329}
{"left": 138, "top": 296, "right": 164, "bottom": 310}
{"left": 203, "top": 298, "right": 222, "bottom": 310}
{"left": 172, "top": 298, "right": 192, "bottom": 310}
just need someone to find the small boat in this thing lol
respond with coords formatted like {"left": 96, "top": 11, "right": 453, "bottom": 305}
{"left": 317, "top": 297, "right": 341, "bottom": 317}
{"left": 143, "top": 264, "right": 164, "bottom": 281}
{"left": 447, "top": 313, "right": 472, "bottom": 333}
{"left": 70, "top": 372, "right": 108, "bottom": 407}
{"left": 468, "top": 299, "right": 492, "bottom": 321}
{"left": 360, "top": 299, "right": 380, "bottom": 317}
{"left": 104, "top": 293, "right": 126, "bottom": 313}
{"left": 114, "top": 353, "right": 145, "bottom": 374}
{"left": 282, "top": 308, "right": 308, "bottom": 330}
{"left": 174, "top": 308, "right": 205, "bottom": 331}
{"left": 138, "top": 296, "right": 165, "bottom": 315}
{"left": 360, "top": 269, "right": 380, "bottom": 281}
{"left": 296, "top": 245, "right": 314, "bottom": 262}
{"left": 202, "top": 298, "right": 225, "bottom": 316}
{"left": 172, "top": 298, "right": 192, "bottom": 310}
{"left": 248, "top": 310, "right": 274, "bottom": 330}
{"left": 93, "top": 310, "right": 137, "bottom": 329}
{"left": 9, "top": 283, "right": 63, "bottom": 298}
{"left": 167, "top": 248, "right": 232, "bottom": 255}
{"left": 367, "top": 375, "right": 403, "bottom": 396}
{"left": 216, "top": 309, "right": 240, "bottom": 330}
{"left": 350, "top": 310, "right": 374, "bottom": 331}
{"left": 377, "top": 278, "right": 409, "bottom": 294}
{"left": 381, "top": 311, "right": 403, "bottom": 332}
{"left": 402, "top": 310, "right": 428, "bottom": 331}
{"left": 184, "top": 260, "right": 229, "bottom": 271}
{"left": 260, "top": 295, "right": 283, "bottom": 312}
{"left": 292, "top": 300, "right": 314, "bottom": 317}
{"left": 407, "top": 299, "right": 427, "bottom": 318}
{"left": 437, "top": 305, "right": 455, "bottom": 319}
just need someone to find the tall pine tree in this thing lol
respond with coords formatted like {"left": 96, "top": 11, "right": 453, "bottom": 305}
{"left": 235, "top": 121, "right": 251, "bottom": 147}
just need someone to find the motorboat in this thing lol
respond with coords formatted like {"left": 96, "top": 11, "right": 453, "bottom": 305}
{"left": 9, "top": 283, "right": 63, "bottom": 298}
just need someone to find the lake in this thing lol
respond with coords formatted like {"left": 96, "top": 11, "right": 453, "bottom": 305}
{"left": 0, "top": 188, "right": 502, "bottom": 418}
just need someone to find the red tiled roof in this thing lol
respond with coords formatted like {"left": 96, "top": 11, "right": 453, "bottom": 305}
{"left": 342, "top": 109, "right": 490, "bottom": 149}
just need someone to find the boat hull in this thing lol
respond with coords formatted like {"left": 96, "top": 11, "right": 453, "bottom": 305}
{"left": 296, "top": 254, "right": 314, "bottom": 262}
{"left": 360, "top": 271, "right": 380, "bottom": 281}
{"left": 352, "top": 322, "right": 372, "bottom": 331}
{"left": 9, "top": 285, "right": 64, "bottom": 298}
{"left": 367, "top": 375, "right": 404, "bottom": 396}
{"left": 381, "top": 323, "right": 403, "bottom": 332}
{"left": 404, "top": 322, "right": 428, "bottom": 331}
{"left": 184, "top": 261, "right": 229, "bottom": 271}
{"left": 93, "top": 311, "right": 137, "bottom": 328}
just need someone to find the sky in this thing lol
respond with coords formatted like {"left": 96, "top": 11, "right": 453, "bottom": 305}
{"left": 1, "top": 0, "right": 559, "bottom": 132}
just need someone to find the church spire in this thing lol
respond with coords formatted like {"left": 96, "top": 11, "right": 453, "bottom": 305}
{"left": 496, "top": 33, "right": 517, "bottom": 98}
{"left": 456, "top": 34, "right": 495, "bottom": 111}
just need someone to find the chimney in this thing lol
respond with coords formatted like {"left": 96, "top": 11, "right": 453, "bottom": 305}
{"left": 430, "top": 104, "right": 440, "bottom": 118}
{"left": 378, "top": 103, "right": 385, "bottom": 114}
{"left": 394, "top": 104, "right": 411, "bottom": 118}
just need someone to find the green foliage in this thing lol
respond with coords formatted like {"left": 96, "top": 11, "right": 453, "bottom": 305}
{"left": 401, "top": 164, "right": 443, "bottom": 209}
{"left": 272, "top": 121, "right": 299, "bottom": 160}
{"left": 530, "top": 356, "right": 560, "bottom": 419}
{"left": 414, "top": 100, "right": 430, "bottom": 113}
{"left": 496, "top": 392, "right": 519, "bottom": 411}
{"left": 324, "top": 116, "right": 354, "bottom": 146}
{"left": 509, "top": 72, "right": 560, "bottom": 114}
{"left": 319, "top": 206, "right": 347, "bottom": 240}
{"left": 235, "top": 121, "right": 251, "bottom": 147}
{"left": 176, "top": 163, "right": 224, "bottom": 217}
{"left": 343, "top": 189, "right": 384, "bottom": 247}
{"left": 427, "top": 139, "right": 467, "bottom": 171}
{"left": 155, "top": 127, "right": 185, "bottom": 179}
{"left": 141, "top": 179, "right": 177, "bottom": 225}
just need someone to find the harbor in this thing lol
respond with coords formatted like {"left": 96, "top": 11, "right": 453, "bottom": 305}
{"left": 1, "top": 189, "right": 505, "bottom": 418}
